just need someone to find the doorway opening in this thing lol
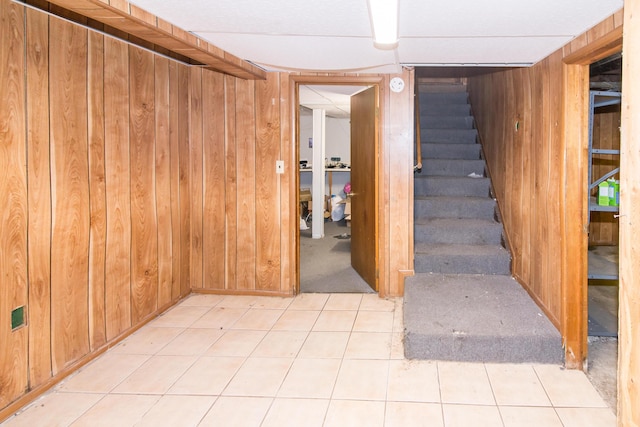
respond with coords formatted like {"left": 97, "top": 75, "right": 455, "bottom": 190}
{"left": 295, "top": 81, "right": 380, "bottom": 294}
{"left": 585, "top": 51, "right": 621, "bottom": 409}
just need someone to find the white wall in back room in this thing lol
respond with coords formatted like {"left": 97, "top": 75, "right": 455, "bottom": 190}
{"left": 300, "top": 114, "right": 351, "bottom": 196}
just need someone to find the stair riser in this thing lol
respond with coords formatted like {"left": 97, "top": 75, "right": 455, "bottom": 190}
{"left": 420, "top": 105, "right": 470, "bottom": 117}
{"left": 422, "top": 116, "right": 474, "bottom": 130}
{"left": 419, "top": 92, "right": 468, "bottom": 104}
{"left": 422, "top": 159, "right": 485, "bottom": 177}
{"left": 404, "top": 334, "right": 562, "bottom": 364}
{"left": 415, "top": 199, "right": 496, "bottom": 220}
{"left": 415, "top": 177, "right": 489, "bottom": 197}
{"left": 415, "top": 224, "right": 502, "bottom": 245}
{"left": 414, "top": 253, "right": 511, "bottom": 275}
{"left": 422, "top": 129, "right": 477, "bottom": 144}
{"left": 417, "top": 84, "right": 467, "bottom": 93}
{"left": 422, "top": 143, "right": 481, "bottom": 160}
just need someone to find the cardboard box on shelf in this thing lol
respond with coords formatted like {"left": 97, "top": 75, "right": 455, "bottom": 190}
{"left": 299, "top": 188, "right": 311, "bottom": 202}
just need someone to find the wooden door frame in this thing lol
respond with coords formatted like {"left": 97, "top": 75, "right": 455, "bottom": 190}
{"left": 561, "top": 31, "right": 622, "bottom": 369}
{"left": 290, "top": 76, "right": 384, "bottom": 295}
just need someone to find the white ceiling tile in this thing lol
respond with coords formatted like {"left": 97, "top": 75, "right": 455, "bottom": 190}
{"left": 195, "top": 33, "right": 397, "bottom": 72}
{"left": 129, "top": 0, "right": 622, "bottom": 71}
{"left": 398, "top": 36, "right": 573, "bottom": 65}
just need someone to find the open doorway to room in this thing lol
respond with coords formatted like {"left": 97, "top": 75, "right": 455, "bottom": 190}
{"left": 296, "top": 83, "right": 379, "bottom": 294}
{"left": 585, "top": 51, "right": 621, "bottom": 408}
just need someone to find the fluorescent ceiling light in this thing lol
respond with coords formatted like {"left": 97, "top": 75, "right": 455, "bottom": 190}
{"left": 368, "top": 0, "right": 399, "bottom": 50}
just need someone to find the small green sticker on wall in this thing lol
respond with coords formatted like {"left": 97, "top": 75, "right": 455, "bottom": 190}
{"left": 11, "top": 306, "right": 25, "bottom": 330}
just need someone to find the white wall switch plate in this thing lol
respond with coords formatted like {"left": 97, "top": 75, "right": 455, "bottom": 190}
{"left": 276, "top": 160, "right": 284, "bottom": 174}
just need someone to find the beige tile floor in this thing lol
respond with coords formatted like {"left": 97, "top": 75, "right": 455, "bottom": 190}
{"left": 1, "top": 293, "right": 616, "bottom": 427}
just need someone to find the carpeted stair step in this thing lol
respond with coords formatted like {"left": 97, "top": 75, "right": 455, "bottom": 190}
{"left": 420, "top": 104, "right": 470, "bottom": 117}
{"left": 415, "top": 218, "right": 503, "bottom": 245}
{"left": 414, "top": 176, "right": 490, "bottom": 197}
{"left": 422, "top": 143, "right": 481, "bottom": 160}
{"left": 419, "top": 92, "right": 468, "bottom": 105}
{"left": 422, "top": 129, "right": 477, "bottom": 144}
{"left": 422, "top": 159, "right": 485, "bottom": 176}
{"left": 415, "top": 196, "right": 496, "bottom": 220}
{"left": 414, "top": 243, "right": 511, "bottom": 275}
{"left": 403, "top": 273, "right": 563, "bottom": 363}
{"left": 422, "top": 116, "right": 474, "bottom": 129}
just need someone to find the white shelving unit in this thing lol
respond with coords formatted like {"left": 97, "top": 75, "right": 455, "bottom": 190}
{"left": 587, "top": 90, "right": 621, "bottom": 281}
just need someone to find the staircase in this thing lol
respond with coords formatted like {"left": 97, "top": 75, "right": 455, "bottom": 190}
{"left": 404, "top": 82, "right": 562, "bottom": 364}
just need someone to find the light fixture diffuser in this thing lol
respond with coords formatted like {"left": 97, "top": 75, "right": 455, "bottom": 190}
{"left": 368, "top": 0, "right": 399, "bottom": 50}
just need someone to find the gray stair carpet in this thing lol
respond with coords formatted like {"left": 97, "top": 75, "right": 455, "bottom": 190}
{"left": 406, "top": 82, "right": 562, "bottom": 364}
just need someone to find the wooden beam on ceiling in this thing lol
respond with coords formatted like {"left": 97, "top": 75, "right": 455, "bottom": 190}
{"left": 43, "top": 0, "right": 267, "bottom": 80}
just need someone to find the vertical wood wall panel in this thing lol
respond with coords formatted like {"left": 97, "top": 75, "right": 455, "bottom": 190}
{"left": 178, "top": 64, "right": 191, "bottom": 296}
{"left": 279, "top": 73, "right": 294, "bottom": 292}
{"left": 129, "top": 46, "right": 158, "bottom": 322}
{"left": 547, "top": 56, "right": 564, "bottom": 319}
{"left": 49, "top": 17, "right": 90, "bottom": 373}
{"left": 224, "top": 76, "right": 238, "bottom": 290}
{"left": 202, "top": 71, "right": 226, "bottom": 288}
{"left": 619, "top": 1, "right": 640, "bottom": 422}
{"left": 235, "top": 79, "right": 257, "bottom": 290}
{"left": 255, "top": 74, "right": 281, "bottom": 291}
{"left": 189, "top": 67, "right": 203, "bottom": 289}
{"left": 87, "top": 30, "right": 107, "bottom": 350}
{"left": 26, "top": 6, "right": 52, "bottom": 386}
{"left": 0, "top": 0, "right": 28, "bottom": 408}
{"left": 386, "top": 68, "right": 414, "bottom": 296}
{"left": 155, "top": 56, "right": 173, "bottom": 307}
{"left": 168, "top": 60, "right": 182, "bottom": 300}
{"left": 104, "top": 36, "right": 132, "bottom": 340}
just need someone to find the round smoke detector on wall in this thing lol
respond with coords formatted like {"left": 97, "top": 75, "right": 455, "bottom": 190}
{"left": 390, "top": 77, "right": 405, "bottom": 93}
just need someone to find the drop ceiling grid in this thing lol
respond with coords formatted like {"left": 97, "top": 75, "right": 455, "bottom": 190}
{"left": 128, "top": 0, "right": 622, "bottom": 70}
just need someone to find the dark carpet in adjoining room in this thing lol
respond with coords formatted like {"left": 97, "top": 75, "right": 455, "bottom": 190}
{"left": 299, "top": 219, "right": 374, "bottom": 293}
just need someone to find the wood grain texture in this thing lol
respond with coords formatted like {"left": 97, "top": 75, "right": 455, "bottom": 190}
{"left": 168, "top": 60, "right": 182, "bottom": 300}
{"left": 0, "top": 0, "right": 29, "bottom": 408}
{"left": 351, "top": 86, "right": 378, "bottom": 291}
{"left": 104, "top": 36, "right": 132, "bottom": 340}
{"left": 255, "top": 73, "right": 281, "bottom": 291}
{"left": 235, "top": 78, "right": 257, "bottom": 290}
{"left": 387, "top": 69, "right": 414, "bottom": 297}
{"left": 619, "top": 1, "right": 640, "bottom": 423}
{"left": 49, "top": 17, "right": 90, "bottom": 373}
{"left": 202, "top": 70, "right": 226, "bottom": 289}
{"left": 129, "top": 46, "right": 158, "bottom": 323}
{"left": 189, "top": 67, "right": 203, "bottom": 290}
{"left": 155, "top": 56, "right": 173, "bottom": 307}
{"left": 0, "top": 3, "right": 205, "bottom": 416}
{"left": 279, "top": 73, "right": 294, "bottom": 295}
{"left": 26, "top": 6, "right": 52, "bottom": 386}
{"left": 178, "top": 63, "right": 191, "bottom": 296}
{"left": 224, "top": 75, "right": 238, "bottom": 290}
{"left": 87, "top": 29, "right": 107, "bottom": 350}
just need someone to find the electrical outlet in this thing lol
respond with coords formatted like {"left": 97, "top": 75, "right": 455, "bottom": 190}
{"left": 276, "top": 160, "right": 284, "bottom": 174}
{"left": 11, "top": 306, "right": 25, "bottom": 330}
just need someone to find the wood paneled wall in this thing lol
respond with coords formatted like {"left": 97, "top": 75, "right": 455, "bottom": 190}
{"left": 468, "top": 55, "right": 565, "bottom": 328}
{"left": 467, "top": 11, "right": 623, "bottom": 365}
{"left": 190, "top": 69, "right": 415, "bottom": 297}
{"left": 589, "top": 110, "right": 621, "bottom": 245}
{"left": 0, "top": 2, "right": 191, "bottom": 412}
{"left": 619, "top": 2, "right": 640, "bottom": 423}
{"left": 1, "top": 2, "right": 415, "bottom": 416}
